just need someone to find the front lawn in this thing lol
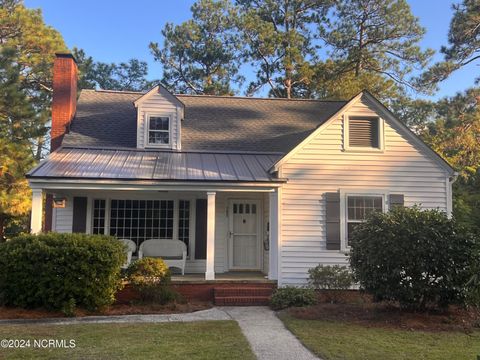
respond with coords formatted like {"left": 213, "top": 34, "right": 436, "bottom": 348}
{"left": 0, "top": 320, "right": 254, "bottom": 360}
{"left": 281, "top": 314, "right": 480, "bottom": 360}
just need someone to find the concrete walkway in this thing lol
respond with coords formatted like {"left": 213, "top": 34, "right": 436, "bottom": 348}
{"left": 0, "top": 306, "right": 319, "bottom": 360}
{"left": 223, "top": 306, "right": 319, "bottom": 360}
{"left": 0, "top": 308, "right": 231, "bottom": 325}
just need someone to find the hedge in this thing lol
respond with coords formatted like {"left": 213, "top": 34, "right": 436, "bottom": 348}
{"left": 0, "top": 233, "right": 125, "bottom": 313}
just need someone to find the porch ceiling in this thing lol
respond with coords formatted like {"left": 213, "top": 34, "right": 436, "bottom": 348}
{"left": 27, "top": 147, "right": 283, "bottom": 183}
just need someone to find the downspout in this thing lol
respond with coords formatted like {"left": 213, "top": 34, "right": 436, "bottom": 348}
{"left": 447, "top": 171, "right": 459, "bottom": 218}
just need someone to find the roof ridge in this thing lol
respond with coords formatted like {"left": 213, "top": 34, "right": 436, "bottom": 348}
{"left": 175, "top": 93, "right": 347, "bottom": 102}
{"left": 80, "top": 88, "right": 348, "bottom": 102}
{"left": 60, "top": 145, "right": 285, "bottom": 156}
{"left": 81, "top": 89, "right": 146, "bottom": 95}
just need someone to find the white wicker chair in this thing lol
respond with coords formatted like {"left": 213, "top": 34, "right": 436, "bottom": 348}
{"left": 138, "top": 239, "right": 187, "bottom": 275}
{"left": 119, "top": 239, "right": 137, "bottom": 269}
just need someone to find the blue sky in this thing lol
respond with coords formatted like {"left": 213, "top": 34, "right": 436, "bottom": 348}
{"left": 25, "top": 0, "right": 476, "bottom": 100}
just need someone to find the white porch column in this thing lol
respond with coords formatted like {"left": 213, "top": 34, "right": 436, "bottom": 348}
{"left": 268, "top": 189, "right": 279, "bottom": 280}
{"left": 30, "top": 189, "right": 43, "bottom": 234}
{"left": 205, "top": 192, "right": 216, "bottom": 280}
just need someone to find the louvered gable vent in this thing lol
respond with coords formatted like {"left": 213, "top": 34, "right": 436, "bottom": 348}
{"left": 349, "top": 117, "right": 379, "bottom": 148}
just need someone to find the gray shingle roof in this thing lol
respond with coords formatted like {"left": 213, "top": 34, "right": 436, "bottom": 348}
{"left": 62, "top": 89, "right": 347, "bottom": 153}
{"left": 27, "top": 148, "right": 283, "bottom": 182}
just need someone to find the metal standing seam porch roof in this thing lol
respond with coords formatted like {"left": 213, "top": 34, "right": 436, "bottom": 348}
{"left": 27, "top": 147, "right": 284, "bottom": 182}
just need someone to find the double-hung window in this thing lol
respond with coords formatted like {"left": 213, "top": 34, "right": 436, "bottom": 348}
{"left": 346, "top": 195, "right": 383, "bottom": 247}
{"left": 147, "top": 115, "right": 170, "bottom": 146}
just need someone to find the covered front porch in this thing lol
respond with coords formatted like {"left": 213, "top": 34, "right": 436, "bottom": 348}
{"left": 29, "top": 181, "right": 281, "bottom": 282}
{"left": 27, "top": 147, "right": 284, "bottom": 283}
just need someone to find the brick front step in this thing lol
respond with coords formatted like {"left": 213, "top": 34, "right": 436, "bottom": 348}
{"left": 214, "top": 286, "right": 274, "bottom": 306}
{"left": 214, "top": 287, "right": 273, "bottom": 298}
{"left": 214, "top": 296, "right": 271, "bottom": 306}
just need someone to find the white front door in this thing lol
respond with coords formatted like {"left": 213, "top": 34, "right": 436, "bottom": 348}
{"left": 228, "top": 200, "right": 261, "bottom": 270}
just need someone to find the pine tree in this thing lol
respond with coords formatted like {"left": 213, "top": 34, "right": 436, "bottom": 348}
{"left": 150, "top": 0, "right": 243, "bottom": 95}
{"left": 237, "top": 0, "right": 333, "bottom": 98}
{"left": 320, "top": 0, "right": 433, "bottom": 92}
{"left": 73, "top": 48, "right": 156, "bottom": 92}
{"left": 0, "top": 47, "right": 36, "bottom": 240}
{"left": 0, "top": 0, "right": 67, "bottom": 159}
{"left": 418, "top": 0, "right": 480, "bottom": 90}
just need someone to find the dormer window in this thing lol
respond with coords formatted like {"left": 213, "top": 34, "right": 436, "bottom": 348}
{"left": 147, "top": 115, "right": 170, "bottom": 146}
{"left": 344, "top": 115, "right": 384, "bottom": 152}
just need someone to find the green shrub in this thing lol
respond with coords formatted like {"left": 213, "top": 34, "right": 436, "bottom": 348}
{"left": 308, "top": 265, "right": 354, "bottom": 303}
{"left": 270, "top": 286, "right": 317, "bottom": 310}
{"left": 126, "top": 258, "right": 176, "bottom": 304}
{"left": 308, "top": 265, "right": 354, "bottom": 290}
{"left": 0, "top": 233, "right": 125, "bottom": 313}
{"left": 349, "top": 207, "right": 476, "bottom": 310}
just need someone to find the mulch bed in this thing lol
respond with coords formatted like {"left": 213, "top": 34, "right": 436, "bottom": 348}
{"left": 285, "top": 290, "right": 480, "bottom": 333}
{"left": 0, "top": 302, "right": 212, "bottom": 320}
{"left": 0, "top": 282, "right": 213, "bottom": 320}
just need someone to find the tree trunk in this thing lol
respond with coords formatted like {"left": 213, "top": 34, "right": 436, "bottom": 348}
{"left": 35, "top": 136, "right": 44, "bottom": 161}
{"left": 285, "top": 78, "right": 292, "bottom": 99}
{"left": 355, "top": 15, "right": 366, "bottom": 77}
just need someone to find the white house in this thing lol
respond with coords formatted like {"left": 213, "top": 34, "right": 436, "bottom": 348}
{"left": 27, "top": 54, "right": 455, "bottom": 287}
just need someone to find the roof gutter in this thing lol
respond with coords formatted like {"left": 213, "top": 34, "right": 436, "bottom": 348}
{"left": 28, "top": 178, "right": 286, "bottom": 192}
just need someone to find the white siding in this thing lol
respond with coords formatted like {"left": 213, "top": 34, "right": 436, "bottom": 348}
{"left": 279, "top": 95, "right": 450, "bottom": 285}
{"left": 52, "top": 195, "right": 73, "bottom": 233}
{"left": 137, "top": 91, "right": 181, "bottom": 150}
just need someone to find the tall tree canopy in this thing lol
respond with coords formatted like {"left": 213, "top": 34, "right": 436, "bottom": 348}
{"left": 150, "top": 0, "right": 243, "bottom": 95}
{"left": 237, "top": 0, "right": 332, "bottom": 98}
{"left": 418, "top": 0, "right": 480, "bottom": 90}
{"left": 73, "top": 48, "right": 155, "bottom": 92}
{"left": 319, "top": 0, "right": 433, "bottom": 93}
{"left": 0, "top": 0, "right": 67, "bottom": 159}
{"left": 426, "top": 88, "right": 480, "bottom": 178}
{"left": 0, "top": 1, "right": 67, "bottom": 238}
{"left": 0, "top": 47, "right": 36, "bottom": 240}
{"left": 309, "top": 59, "right": 402, "bottom": 102}
{"left": 422, "top": 88, "right": 480, "bottom": 232}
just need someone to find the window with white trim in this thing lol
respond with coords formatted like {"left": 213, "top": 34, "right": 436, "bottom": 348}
{"left": 109, "top": 200, "right": 174, "bottom": 250}
{"left": 346, "top": 195, "right": 383, "bottom": 246}
{"left": 91, "top": 199, "right": 192, "bottom": 256}
{"left": 147, "top": 116, "right": 170, "bottom": 145}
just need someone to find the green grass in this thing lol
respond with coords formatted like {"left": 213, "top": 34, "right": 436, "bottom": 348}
{"left": 0, "top": 321, "right": 255, "bottom": 360}
{"left": 280, "top": 315, "right": 480, "bottom": 360}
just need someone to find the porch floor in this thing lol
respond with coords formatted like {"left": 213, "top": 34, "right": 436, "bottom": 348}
{"left": 171, "top": 271, "right": 275, "bottom": 284}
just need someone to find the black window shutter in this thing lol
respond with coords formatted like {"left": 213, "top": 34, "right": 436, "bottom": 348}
{"left": 72, "top": 197, "right": 88, "bottom": 233}
{"left": 389, "top": 194, "right": 404, "bottom": 210}
{"left": 325, "top": 192, "right": 341, "bottom": 250}
{"left": 195, "top": 199, "right": 207, "bottom": 260}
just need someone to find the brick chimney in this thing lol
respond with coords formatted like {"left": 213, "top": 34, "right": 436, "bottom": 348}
{"left": 51, "top": 53, "right": 77, "bottom": 151}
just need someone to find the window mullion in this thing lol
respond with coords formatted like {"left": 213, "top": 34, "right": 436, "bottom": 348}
{"left": 105, "top": 198, "right": 111, "bottom": 235}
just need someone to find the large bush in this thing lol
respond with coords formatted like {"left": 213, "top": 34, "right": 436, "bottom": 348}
{"left": 0, "top": 233, "right": 125, "bottom": 313}
{"left": 270, "top": 287, "right": 317, "bottom": 310}
{"left": 349, "top": 207, "right": 476, "bottom": 310}
{"left": 126, "top": 258, "right": 176, "bottom": 304}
